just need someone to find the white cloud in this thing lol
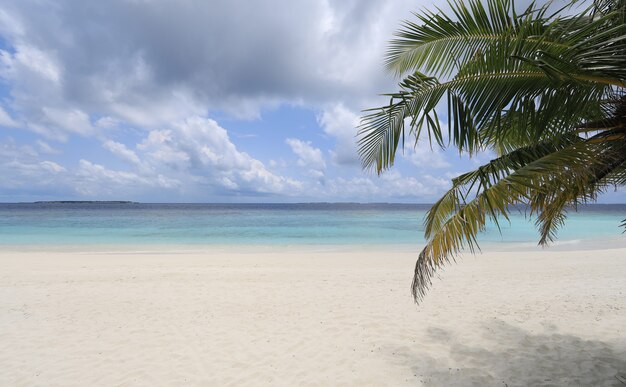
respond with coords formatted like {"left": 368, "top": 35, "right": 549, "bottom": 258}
{"left": 103, "top": 140, "right": 141, "bottom": 165}
{"left": 77, "top": 159, "right": 144, "bottom": 184}
{"left": 322, "top": 176, "right": 379, "bottom": 199}
{"left": 13, "top": 44, "right": 61, "bottom": 83}
{"left": 0, "top": 137, "right": 37, "bottom": 158}
{"left": 0, "top": 106, "right": 19, "bottom": 127}
{"left": 2, "top": 0, "right": 584, "bottom": 202}
{"left": 0, "top": 139, "right": 70, "bottom": 195}
{"left": 75, "top": 159, "right": 180, "bottom": 197}
{"left": 95, "top": 116, "right": 120, "bottom": 128}
{"left": 285, "top": 138, "right": 326, "bottom": 174}
{"left": 36, "top": 140, "right": 62, "bottom": 155}
{"left": 379, "top": 170, "right": 449, "bottom": 197}
{"left": 290, "top": 168, "right": 451, "bottom": 202}
{"left": 2, "top": 159, "right": 53, "bottom": 180}
{"left": 0, "top": 0, "right": 445, "bottom": 202}
{"left": 0, "top": 43, "right": 61, "bottom": 84}
{"left": 402, "top": 141, "right": 451, "bottom": 169}
{"left": 41, "top": 107, "right": 93, "bottom": 136}
{"left": 0, "top": 0, "right": 421, "bottom": 136}
{"left": 268, "top": 159, "right": 287, "bottom": 169}
{"left": 318, "top": 103, "right": 360, "bottom": 165}
{"left": 0, "top": 135, "right": 184, "bottom": 199}
{"left": 39, "top": 160, "right": 66, "bottom": 173}
{"left": 0, "top": 7, "right": 24, "bottom": 38}
{"left": 138, "top": 116, "right": 302, "bottom": 195}
{"left": 286, "top": 138, "right": 327, "bottom": 182}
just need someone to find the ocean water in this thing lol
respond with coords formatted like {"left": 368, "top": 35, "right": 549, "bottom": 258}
{"left": 0, "top": 203, "right": 623, "bottom": 247}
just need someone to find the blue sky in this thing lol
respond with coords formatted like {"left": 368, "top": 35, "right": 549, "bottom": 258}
{"left": 0, "top": 0, "right": 623, "bottom": 203}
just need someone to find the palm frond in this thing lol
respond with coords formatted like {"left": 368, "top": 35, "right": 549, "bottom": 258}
{"left": 413, "top": 137, "right": 625, "bottom": 301}
{"left": 358, "top": 56, "right": 609, "bottom": 172}
{"left": 386, "top": 0, "right": 568, "bottom": 77}
{"left": 359, "top": 0, "right": 626, "bottom": 303}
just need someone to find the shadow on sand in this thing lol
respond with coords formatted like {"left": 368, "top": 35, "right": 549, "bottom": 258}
{"left": 392, "top": 320, "right": 626, "bottom": 386}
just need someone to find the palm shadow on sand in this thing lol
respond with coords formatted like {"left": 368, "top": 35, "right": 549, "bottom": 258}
{"left": 391, "top": 320, "right": 626, "bottom": 386}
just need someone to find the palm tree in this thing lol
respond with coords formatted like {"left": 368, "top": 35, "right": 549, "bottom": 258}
{"left": 358, "top": 0, "right": 626, "bottom": 302}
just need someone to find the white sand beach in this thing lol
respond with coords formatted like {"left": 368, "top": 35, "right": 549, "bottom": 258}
{"left": 0, "top": 245, "right": 625, "bottom": 386}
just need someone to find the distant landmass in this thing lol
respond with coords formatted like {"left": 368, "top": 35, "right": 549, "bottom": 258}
{"left": 33, "top": 201, "right": 137, "bottom": 204}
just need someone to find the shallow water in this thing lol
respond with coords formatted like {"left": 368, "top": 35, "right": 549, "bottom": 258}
{"left": 0, "top": 203, "right": 623, "bottom": 246}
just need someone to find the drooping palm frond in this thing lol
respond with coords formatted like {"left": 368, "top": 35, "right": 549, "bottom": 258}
{"left": 424, "top": 133, "right": 582, "bottom": 237}
{"left": 530, "top": 131, "right": 626, "bottom": 244}
{"left": 412, "top": 134, "right": 626, "bottom": 301}
{"left": 359, "top": 0, "right": 626, "bottom": 303}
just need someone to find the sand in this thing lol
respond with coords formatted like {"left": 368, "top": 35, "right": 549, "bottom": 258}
{"left": 0, "top": 244, "right": 625, "bottom": 386}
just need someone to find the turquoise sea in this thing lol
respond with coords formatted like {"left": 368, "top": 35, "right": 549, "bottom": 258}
{"left": 0, "top": 203, "right": 624, "bottom": 247}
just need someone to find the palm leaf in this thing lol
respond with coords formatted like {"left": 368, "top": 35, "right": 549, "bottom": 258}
{"left": 386, "top": 0, "right": 569, "bottom": 77}
{"left": 413, "top": 137, "right": 625, "bottom": 300}
{"left": 359, "top": 0, "right": 626, "bottom": 303}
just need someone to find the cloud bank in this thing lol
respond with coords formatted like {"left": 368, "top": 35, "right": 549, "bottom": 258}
{"left": 0, "top": 0, "right": 622, "bottom": 202}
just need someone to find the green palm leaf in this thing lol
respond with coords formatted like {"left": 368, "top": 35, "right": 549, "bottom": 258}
{"left": 386, "top": 0, "right": 568, "bottom": 77}
{"left": 413, "top": 137, "right": 625, "bottom": 300}
{"left": 359, "top": 0, "right": 626, "bottom": 303}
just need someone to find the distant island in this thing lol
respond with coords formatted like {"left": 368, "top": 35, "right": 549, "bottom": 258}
{"left": 33, "top": 201, "right": 137, "bottom": 204}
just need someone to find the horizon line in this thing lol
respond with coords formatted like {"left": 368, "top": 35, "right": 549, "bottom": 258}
{"left": 2, "top": 201, "right": 625, "bottom": 206}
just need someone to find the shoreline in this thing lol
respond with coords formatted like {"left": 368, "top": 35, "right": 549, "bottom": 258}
{"left": 0, "top": 235, "right": 623, "bottom": 254}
